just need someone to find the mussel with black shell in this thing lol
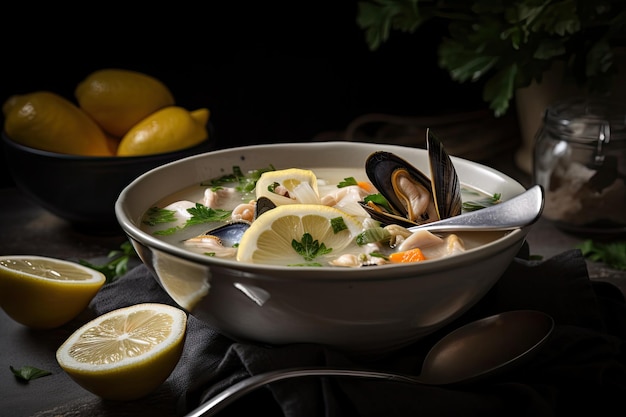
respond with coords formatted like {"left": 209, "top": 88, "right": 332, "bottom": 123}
{"left": 360, "top": 129, "right": 462, "bottom": 228}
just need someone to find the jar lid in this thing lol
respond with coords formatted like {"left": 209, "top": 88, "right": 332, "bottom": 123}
{"left": 543, "top": 97, "right": 626, "bottom": 143}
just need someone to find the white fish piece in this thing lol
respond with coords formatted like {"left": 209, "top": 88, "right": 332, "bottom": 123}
{"left": 162, "top": 200, "right": 196, "bottom": 227}
{"left": 420, "top": 234, "right": 466, "bottom": 259}
{"left": 321, "top": 185, "right": 371, "bottom": 217}
{"left": 203, "top": 187, "right": 236, "bottom": 208}
{"left": 397, "top": 229, "right": 444, "bottom": 252}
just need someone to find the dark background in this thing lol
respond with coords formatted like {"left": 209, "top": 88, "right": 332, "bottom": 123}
{"left": 0, "top": 2, "right": 487, "bottom": 188}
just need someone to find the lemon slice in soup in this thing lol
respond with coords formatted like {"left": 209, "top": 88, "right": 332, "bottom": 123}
{"left": 255, "top": 168, "right": 320, "bottom": 205}
{"left": 237, "top": 204, "right": 364, "bottom": 266}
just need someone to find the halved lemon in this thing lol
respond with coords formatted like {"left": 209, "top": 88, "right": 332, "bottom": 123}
{"left": 0, "top": 255, "right": 106, "bottom": 329}
{"left": 255, "top": 168, "right": 320, "bottom": 205}
{"left": 56, "top": 303, "right": 187, "bottom": 401}
{"left": 236, "top": 204, "right": 363, "bottom": 265}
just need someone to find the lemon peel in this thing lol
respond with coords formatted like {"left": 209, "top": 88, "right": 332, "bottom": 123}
{"left": 116, "top": 106, "right": 210, "bottom": 156}
{"left": 56, "top": 303, "right": 187, "bottom": 401}
{"left": 255, "top": 168, "right": 320, "bottom": 206}
{"left": 0, "top": 255, "right": 106, "bottom": 329}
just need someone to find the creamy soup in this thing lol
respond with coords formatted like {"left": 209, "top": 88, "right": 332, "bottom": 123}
{"left": 141, "top": 166, "right": 506, "bottom": 267}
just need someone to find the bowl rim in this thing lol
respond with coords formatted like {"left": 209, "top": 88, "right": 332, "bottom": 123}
{"left": 116, "top": 141, "right": 529, "bottom": 281}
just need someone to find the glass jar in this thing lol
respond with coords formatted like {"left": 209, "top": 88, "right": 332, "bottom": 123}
{"left": 533, "top": 97, "right": 626, "bottom": 236}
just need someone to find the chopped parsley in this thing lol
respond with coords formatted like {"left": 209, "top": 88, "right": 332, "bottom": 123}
{"left": 143, "top": 206, "right": 177, "bottom": 226}
{"left": 363, "top": 193, "right": 394, "bottom": 213}
{"left": 338, "top": 177, "right": 358, "bottom": 188}
{"left": 462, "top": 193, "right": 502, "bottom": 211}
{"left": 292, "top": 233, "right": 332, "bottom": 261}
{"left": 330, "top": 216, "right": 348, "bottom": 233}
{"left": 201, "top": 165, "right": 276, "bottom": 194}
{"left": 149, "top": 203, "right": 232, "bottom": 236}
{"left": 185, "top": 203, "right": 232, "bottom": 226}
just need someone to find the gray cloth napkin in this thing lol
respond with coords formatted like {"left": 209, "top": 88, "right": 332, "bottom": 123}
{"left": 89, "top": 248, "right": 626, "bottom": 417}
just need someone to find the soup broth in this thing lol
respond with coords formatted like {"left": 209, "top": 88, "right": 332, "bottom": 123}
{"left": 141, "top": 166, "right": 506, "bottom": 266}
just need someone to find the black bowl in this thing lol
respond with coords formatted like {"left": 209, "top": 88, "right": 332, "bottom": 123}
{"left": 2, "top": 131, "right": 216, "bottom": 234}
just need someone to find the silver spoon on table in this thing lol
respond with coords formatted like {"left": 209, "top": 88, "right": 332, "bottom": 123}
{"left": 185, "top": 309, "right": 554, "bottom": 417}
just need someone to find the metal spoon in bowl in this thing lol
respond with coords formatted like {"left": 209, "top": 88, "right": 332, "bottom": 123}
{"left": 407, "top": 184, "right": 545, "bottom": 233}
{"left": 185, "top": 309, "right": 554, "bottom": 417}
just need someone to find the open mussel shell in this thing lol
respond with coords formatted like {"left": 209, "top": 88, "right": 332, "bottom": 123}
{"left": 427, "top": 129, "right": 462, "bottom": 220}
{"left": 361, "top": 129, "right": 462, "bottom": 227}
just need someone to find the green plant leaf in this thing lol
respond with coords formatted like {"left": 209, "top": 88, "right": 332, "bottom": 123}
{"left": 10, "top": 365, "right": 52, "bottom": 383}
{"left": 577, "top": 240, "right": 626, "bottom": 271}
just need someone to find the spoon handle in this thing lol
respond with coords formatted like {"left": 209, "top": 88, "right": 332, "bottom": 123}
{"left": 408, "top": 184, "right": 545, "bottom": 233}
{"left": 185, "top": 368, "right": 423, "bottom": 417}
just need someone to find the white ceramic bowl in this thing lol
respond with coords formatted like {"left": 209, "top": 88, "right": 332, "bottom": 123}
{"left": 116, "top": 142, "right": 530, "bottom": 354}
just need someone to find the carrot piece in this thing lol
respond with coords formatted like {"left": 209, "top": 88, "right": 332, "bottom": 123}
{"left": 389, "top": 248, "right": 426, "bottom": 263}
{"left": 357, "top": 181, "right": 375, "bottom": 193}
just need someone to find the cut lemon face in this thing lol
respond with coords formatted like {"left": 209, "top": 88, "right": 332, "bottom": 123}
{"left": 255, "top": 168, "right": 320, "bottom": 205}
{"left": 56, "top": 303, "right": 187, "bottom": 401}
{"left": 236, "top": 204, "right": 364, "bottom": 266}
{"left": 0, "top": 255, "right": 106, "bottom": 329}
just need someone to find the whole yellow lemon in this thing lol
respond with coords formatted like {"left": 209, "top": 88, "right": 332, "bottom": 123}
{"left": 75, "top": 68, "right": 175, "bottom": 137}
{"left": 2, "top": 91, "right": 112, "bottom": 156}
{"left": 117, "top": 106, "right": 210, "bottom": 156}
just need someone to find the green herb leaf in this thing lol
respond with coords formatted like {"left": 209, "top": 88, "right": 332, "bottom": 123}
{"left": 154, "top": 226, "right": 181, "bottom": 236}
{"left": 292, "top": 233, "right": 332, "bottom": 261}
{"left": 330, "top": 216, "right": 348, "bottom": 234}
{"left": 10, "top": 365, "right": 52, "bottom": 382}
{"left": 142, "top": 206, "right": 177, "bottom": 226}
{"left": 357, "top": 1, "right": 624, "bottom": 116}
{"left": 462, "top": 193, "right": 502, "bottom": 211}
{"left": 338, "top": 177, "right": 358, "bottom": 188}
{"left": 577, "top": 240, "right": 626, "bottom": 270}
{"left": 185, "top": 203, "right": 232, "bottom": 227}
{"left": 200, "top": 165, "right": 276, "bottom": 194}
{"left": 79, "top": 241, "right": 138, "bottom": 283}
{"left": 363, "top": 193, "right": 394, "bottom": 213}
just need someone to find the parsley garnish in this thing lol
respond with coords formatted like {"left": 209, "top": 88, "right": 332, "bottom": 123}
{"left": 185, "top": 203, "right": 232, "bottom": 226}
{"left": 10, "top": 365, "right": 52, "bottom": 383}
{"left": 292, "top": 233, "right": 332, "bottom": 261}
{"left": 330, "top": 216, "right": 348, "bottom": 233}
{"left": 462, "top": 193, "right": 502, "bottom": 212}
{"left": 79, "top": 241, "right": 138, "bottom": 283}
{"left": 338, "top": 177, "right": 358, "bottom": 188}
{"left": 148, "top": 203, "right": 232, "bottom": 236}
{"left": 143, "top": 206, "right": 177, "bottom": 226}
{"left": 577, "top": 240, "right": 626, "bottom": 271}
{"left": 363, "top": 193, "right": 393, "bottom": 213}
{"left": 200, "top": 165, "right": 276, "bottom": 194}
{"left": 268, "top": 182, "right": 280, "bottom": 193}
{"left": 370, "top": 251, "right": 389, "bottom": 261}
